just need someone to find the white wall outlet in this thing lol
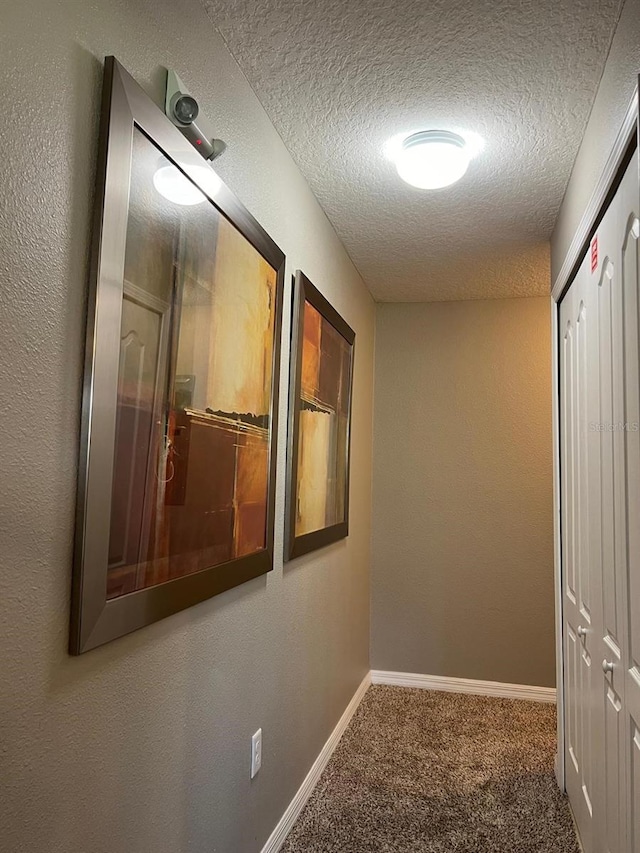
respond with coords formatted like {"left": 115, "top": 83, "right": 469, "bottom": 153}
{"left": 250, "top": 728, "right": 262, "bottom": 779}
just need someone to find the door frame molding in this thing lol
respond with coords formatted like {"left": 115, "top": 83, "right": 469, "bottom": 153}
{"left": 551, "top": 84, "right": 638, "bottom": 790}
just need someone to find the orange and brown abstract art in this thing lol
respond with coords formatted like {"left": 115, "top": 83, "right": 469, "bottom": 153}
{"left": 291, "top": 277, "right": 354, "bottom": 548}
{"left": 106, "top": 130, "right": 278, "bottom": 598}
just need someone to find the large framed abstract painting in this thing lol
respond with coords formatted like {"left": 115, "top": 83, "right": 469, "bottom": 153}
{"left": 286, "top": 271, "right": 355, "bottom": 560}
{"left": 70, "top": 58, "right": 284, "bottom": 653}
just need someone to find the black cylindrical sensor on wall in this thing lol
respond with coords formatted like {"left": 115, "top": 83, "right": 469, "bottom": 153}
{"left": 165, "top": 69, "right": 226, "bottom": 162}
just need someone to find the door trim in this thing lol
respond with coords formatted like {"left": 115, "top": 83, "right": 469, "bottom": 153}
{"left": 552, "top": 87, "right": 638, "bottom": 303}
{"left": 552, "top": 85, "right": 638, "bottom": 792}
{"left": 551, "top": 299, "right": 565, "bottom": 787}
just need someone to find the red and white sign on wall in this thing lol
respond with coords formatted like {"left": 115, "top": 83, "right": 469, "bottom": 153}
{"left": 591, "top": 235, "right": 598, "bottom": 273}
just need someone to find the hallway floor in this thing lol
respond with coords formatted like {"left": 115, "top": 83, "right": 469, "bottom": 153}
{"left": 282, "top": 685, "right": 579, "bottom": 852}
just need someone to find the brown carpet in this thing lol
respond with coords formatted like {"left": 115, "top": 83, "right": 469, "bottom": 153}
{"left": 282, "top": 685, "right": 579, "bottom": 852}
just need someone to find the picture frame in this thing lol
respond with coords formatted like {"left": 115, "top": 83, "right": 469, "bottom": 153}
{"left": 285, "top": 271, "right": 355, "bottom": 560}
{"left": 70, "top": 57, "right": 285, "bottom": 653}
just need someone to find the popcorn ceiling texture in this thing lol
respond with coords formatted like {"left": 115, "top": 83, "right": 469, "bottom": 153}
{"left": 203, "top": 0, "right": 623, "bottom": 301}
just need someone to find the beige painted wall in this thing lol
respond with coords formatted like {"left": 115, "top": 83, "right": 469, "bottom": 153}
{"left": 371, "top": 297, "right": 556, "bottom": 688}
{"left": 552, "top": 0, "right": 640, "bottom": 279}
{"left": 0, "top": 2, "right": 375, "bottom": 851}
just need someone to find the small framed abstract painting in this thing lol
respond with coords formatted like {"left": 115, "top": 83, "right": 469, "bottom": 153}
{"left": 286, "top": 271, "right": 355, "bottom": 560}
{"left": 70, "top": 57, "right": 284, "bottom": 653}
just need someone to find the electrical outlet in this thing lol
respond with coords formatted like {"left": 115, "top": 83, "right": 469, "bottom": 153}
{"left": 251, "top": 729, "right": 262, "bottom": 779}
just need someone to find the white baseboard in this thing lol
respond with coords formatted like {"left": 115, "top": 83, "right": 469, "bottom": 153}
{"left": 260, "top": 672, "right": 371, "bottom": 853}
{"left": 370, "top": 669, "right": 556, "bottom": 703}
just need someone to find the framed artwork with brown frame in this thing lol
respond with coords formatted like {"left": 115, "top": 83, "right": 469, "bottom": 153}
{"left": 285, "top": 271, "right": 355, "bottom": 560}
{"left": 70, "top": 57, "right": 285, "bottom": 654}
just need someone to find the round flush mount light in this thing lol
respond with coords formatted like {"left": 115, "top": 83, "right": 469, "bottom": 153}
{"left": 394, "top": 130, "right": 471, "bottom": 190}
{"left": 153, "top": 164, "right": 210, "bottom": 206}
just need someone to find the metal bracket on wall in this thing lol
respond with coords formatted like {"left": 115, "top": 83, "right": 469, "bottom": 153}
{"left": 164, "top": 68, "right": 226, "bottom": 162}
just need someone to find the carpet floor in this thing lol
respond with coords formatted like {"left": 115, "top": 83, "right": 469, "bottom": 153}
{"left": 281, "top": 685, "right": 579, "bottom": 852}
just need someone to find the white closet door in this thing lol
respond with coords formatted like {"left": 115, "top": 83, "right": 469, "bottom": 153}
{"left": 619, "top": 154, "right": 640, "bottom": 853}
{"left": 562, "top": 152, "right": 640, "bottom": 853}
{"left": 560, "top": 251, "right": 599, "bottom": 853}
{"left": 593, "top": 169, "right": 628, "bottom": 853}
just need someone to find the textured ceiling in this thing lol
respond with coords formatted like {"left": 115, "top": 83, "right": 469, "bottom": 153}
{"left": 203, "top": 0, "right": 623, "bottom": 301}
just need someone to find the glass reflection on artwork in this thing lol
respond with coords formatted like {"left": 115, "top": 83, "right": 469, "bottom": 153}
{"left": 107, "top": 128, "right": 277, "bottom": 598}
{"left": 295, "top": 301, "right": 352, "bottom": 537}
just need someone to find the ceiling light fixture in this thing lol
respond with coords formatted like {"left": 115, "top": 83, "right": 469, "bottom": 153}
{"left": 394, "top": 130, "right": 471, "bottom": 190}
